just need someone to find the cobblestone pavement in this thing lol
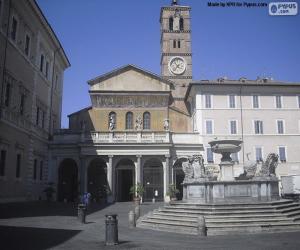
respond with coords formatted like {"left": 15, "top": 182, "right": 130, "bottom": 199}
{"left": 0, "top": 201, "right": 300, "bottom": 250}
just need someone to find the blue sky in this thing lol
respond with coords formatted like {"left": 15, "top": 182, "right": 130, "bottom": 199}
{"left": 36, "top": 0, "right": 300, "bottom": 128}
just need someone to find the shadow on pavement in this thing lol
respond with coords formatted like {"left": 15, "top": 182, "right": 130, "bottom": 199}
{"left": 0, "top": 201, "right": 111, "bottom": 219}
{"left": 0, "top": 225, "right": 81, "bottom": 250}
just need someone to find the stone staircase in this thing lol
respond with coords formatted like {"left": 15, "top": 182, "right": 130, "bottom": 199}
{"left": 136, "top": 200, "right": 300, "bottom": 236}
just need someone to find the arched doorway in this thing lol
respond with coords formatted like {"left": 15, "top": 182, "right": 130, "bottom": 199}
{"left": 116, "top": 159, "right": 134, "bottom": 202}
{"left": 87, "top": 158, "right": 108, "bottom": 202}
{"left": 143, "top": 158, "right": 163, "bottom": 201}
{"left": 173, "top": 158, "right": 186, "bottom": 200}
{"left": 58, "top": 159, "right": 78, "bottom": 202}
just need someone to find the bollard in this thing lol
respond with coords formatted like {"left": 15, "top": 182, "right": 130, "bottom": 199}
{"left": 128, "top": 210, "right": 136, "bottom": 228}
{"left": 198, "top": 215, "right": 207, "bottom": 236}
{"left": 77, "top": 204, "right": 86, "bottom": 224}
{"left": 152, "top": 198, "right": 155, "bottom": 203}
{"left": 134, "top": 205, "right": 140, "bottom": 219}
{"left": 105, "top": 214, "right": 118, "bottom": 245}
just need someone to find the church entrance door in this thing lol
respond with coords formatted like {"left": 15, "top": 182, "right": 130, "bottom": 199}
{"left": 116, "top": 159, "right": 134, "bottom": 202}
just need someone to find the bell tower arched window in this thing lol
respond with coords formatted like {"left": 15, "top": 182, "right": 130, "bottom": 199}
{"left": 180, "top": 17, "right": 184, "bottom": 31}
{"left": 125, "top": 112, "right": 133, "bottom": 130}
{"left": 169, "top": 17, "right": 173, "bottom": 31}
{"left": 143, "top": 112, "right": 151, "bottom": 130}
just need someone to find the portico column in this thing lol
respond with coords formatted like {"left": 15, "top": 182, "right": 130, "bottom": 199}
{"left": 163, "top": 155, "right": 170, "bottom": 200}
{"left": 79, "top": 156, "right": 87, "bottom": 194}
{"left": 107, "top": 155, "right": 114, "bottom": 199}
{"left": 135, "top": 155, "right": 142, "bottom": 185}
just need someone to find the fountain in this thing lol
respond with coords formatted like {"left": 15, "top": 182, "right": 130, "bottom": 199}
{"left": 182, "top": 139, "right": 280, "bottom": 203}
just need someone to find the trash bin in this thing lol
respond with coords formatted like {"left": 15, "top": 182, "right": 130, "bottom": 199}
{"left": 105, "top": 213, "right": 118, "bottom": 245}
{"left": 78, "top": 204, "right": 86, "bottom": 223}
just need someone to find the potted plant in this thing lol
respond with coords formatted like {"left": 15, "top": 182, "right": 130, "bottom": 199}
{"left": 167, "top": 184, "right": 179, "bottom": 202}
{"left": 43, "top": 182, "right": 56, "bottom": 201}
{"left": 130, "top": 182, "right": 144, "bottom": 205}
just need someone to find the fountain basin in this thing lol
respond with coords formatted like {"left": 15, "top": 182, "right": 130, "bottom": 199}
{"left": 183, "top": 179, "right": 279, "bottom": 203}
{"left": 209, "top": 139, "right": 242, "bottom": 154}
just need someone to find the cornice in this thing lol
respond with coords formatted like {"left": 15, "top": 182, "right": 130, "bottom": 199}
{"left": 162, "top": 53, "right": 192, "bottom": 56}
{"left": 162, "top": 30, "right": 191, "bottom": 33}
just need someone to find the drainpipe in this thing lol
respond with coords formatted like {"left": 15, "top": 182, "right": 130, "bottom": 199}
{"left": 239, "top": 84, "right": 245, "bottom": 164}
{"left": 0, "top": 0, "right": 12, "bottom": 119}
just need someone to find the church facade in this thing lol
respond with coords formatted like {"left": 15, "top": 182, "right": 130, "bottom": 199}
{"left": 49, "top": 1, "right": 300, "bottom": 203}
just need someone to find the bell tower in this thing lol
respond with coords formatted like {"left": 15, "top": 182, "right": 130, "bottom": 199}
{"left": 160, "top": 0, "right": 192, "bottom": 99}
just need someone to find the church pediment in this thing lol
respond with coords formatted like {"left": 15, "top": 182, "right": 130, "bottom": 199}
{"left": 88, "top": 64, "right": 173, "bottom": 92}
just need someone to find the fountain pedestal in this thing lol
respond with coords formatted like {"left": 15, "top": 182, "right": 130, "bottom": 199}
{"left": 219, "top": 162, "right": 234, "bottom": 181}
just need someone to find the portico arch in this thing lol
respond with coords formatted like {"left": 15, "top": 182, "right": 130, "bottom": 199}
{"left": 57, "top": 158, "right": 78, "bottom": 202}
{"left": 173, "top": 157, "right": 187, "bottom": 200}
{"left": 87, "top": 158, "right": 107, "bottom": 202}
{"left": 143, "top": 158, "right": 163, "bottom": 201}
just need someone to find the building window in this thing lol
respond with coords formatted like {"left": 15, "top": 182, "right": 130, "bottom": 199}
{"left": 231, "top": 152, "right": 239, "bottom": 163}
{"left": 108, "top": 112, "right": 116, "bottom": 130}
{"left": 173, "top": 40, "right": 176, "bottom": 48}
{"left": 275, "top": 95, "right": 282, "bottom": 108}
{"left": 278, "top": 146, "right": 286, "bottom": 162}
{"left": 33, "top": 159, "right": 37, "bottom": 180}
{"left": 143, "top": 112, "right": 151, "bottom": 130}
{"left": 178, "top": 40, "right": 181, "bottom": 48}
{"left": 254, "top": 120, "right": 263, "bottom": 134}
{"left": 16, "top": 154, "right": 21, "bottom": 178}
{"left": 229, "top": 95, "right": 236, "bottom": 108}
{"left": 0, "top": 150, "right": 6, "bottom": 176}
{"left": 24, "top": 34, "right": 31, "bottom": 56}
{"left": 205, "top": 95, "right": 212, "bottom": 108}
{"left": 206, "top": 147, "right": 214, "bottom": 163}
{"left": 298, "top": 96, "right": 300, "bottom": 108}
{"left": 40, "top": 54, "right": 44, "bottom": 72}
{"left": 11, "top": 16, "right": 18, "bottom": 41}
{"left": 277, "top": 120, "right": 284, "bottom": 134}
{"left": 36, "top": 107, "right": 40, "bottom": 125}
{"left": 252, "top": 95, "right": 259, "bottom": 108}
{"left": 179, "top": 17, "right": 184, "bottom": 30}
{"left": 20, "top": 94, "right": 25, "bottom": 115}
{"left": 45, "top": 61, "right": 49, "bottom": 79}
{"left": 42, "top": 111, "right": 45, "bottom": 128}
{"left": 230, "top": 120, "right": 237, "bottom": 134}
{"left": 39, "top": 161, "right": 43, "bottom": 181}
{"left": 169, "top": 17, "right": 173, "bottom": 30}
{"left": 4, "top": 83, "right": 10, "bottom": 107}
{"left": 126, "top": 112, "right": 133, "bottom": 130}
{"left": 205, "top": 120, "right": 213, "bottom": 134}
{"left": 255, "top": 147, "right": 263, "bottom": 162}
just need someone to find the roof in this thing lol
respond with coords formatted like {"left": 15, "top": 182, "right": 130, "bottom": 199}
{"left": 185, "top": 78, "right": 300, "bottom": 99}
{"left": 87, "top": 64, "right": 174, "bottom": 89}
{"left": 32, "top": 0, "right": 70, "bottom": 67}
{"left": 68, "top": 106, "right": 92, "bottom": 117}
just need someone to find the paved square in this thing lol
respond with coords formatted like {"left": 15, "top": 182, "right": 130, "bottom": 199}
{"left": 1, "top": 201, "right": 300, "bottom": 249}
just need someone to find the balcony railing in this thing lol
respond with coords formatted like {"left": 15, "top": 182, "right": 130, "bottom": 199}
{"left": 52, "top": 130, "right": 202, "bottom": 145}
{"left": 87, "top": 131, "right": 170, "bottom": 143}
{"left": 1, "top": 107, "right": 31, "bottom": 131}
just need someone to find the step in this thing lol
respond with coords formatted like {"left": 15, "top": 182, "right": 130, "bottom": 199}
{"left": 206, "top": 217, "right": 294, "bottom": 226}
{"left": 170, "top": 199, "right": 294, "bottom": 208}
{"left": 140, "top": 218, "right": 198, "bottom": 227}
{"left": 161, "top": 208, "right": 281, "bottom": 216}
{"left": 164, "top": 205, "right": 280, "bottom": 211}
{"left": 206, "top": 221, "right": 300, "bottom": 228}
{"left": 207, "top": 224, "right": 300, "bottom": 236}
{"left": 146, "top": 215, "right": 198, "bottom": 223}
{"left": 137, "top": 221, "right": 199, "bottom": 235}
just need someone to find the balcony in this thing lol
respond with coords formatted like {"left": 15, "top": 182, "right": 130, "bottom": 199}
{"left": 52, "top": 130, "right": 202, "bottom": 145}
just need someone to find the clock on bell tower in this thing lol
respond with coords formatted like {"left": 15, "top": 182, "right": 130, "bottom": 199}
{"left": 160, "top": 0, "right": 192, "bottom": 99}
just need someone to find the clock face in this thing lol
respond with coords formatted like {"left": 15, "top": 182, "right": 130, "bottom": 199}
{"left": 168, "top": 57, "right": 186, "bottom": 75}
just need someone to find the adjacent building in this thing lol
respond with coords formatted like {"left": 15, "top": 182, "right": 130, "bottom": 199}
{"left": 0, "top": 0, "right": 70, "bottom": 202}
{"left": 187, "top": 78, "right": 300, "bottom": 179}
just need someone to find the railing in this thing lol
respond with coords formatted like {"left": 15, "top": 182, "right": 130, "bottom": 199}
{"left": 52, "top": 130, "right": 202, "bottom": 145}
{"left": 87, "top": 131, "right": 170, "bottom": 143}
{"left": 1, "top": 107, "right": 31, "bottom": 131}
